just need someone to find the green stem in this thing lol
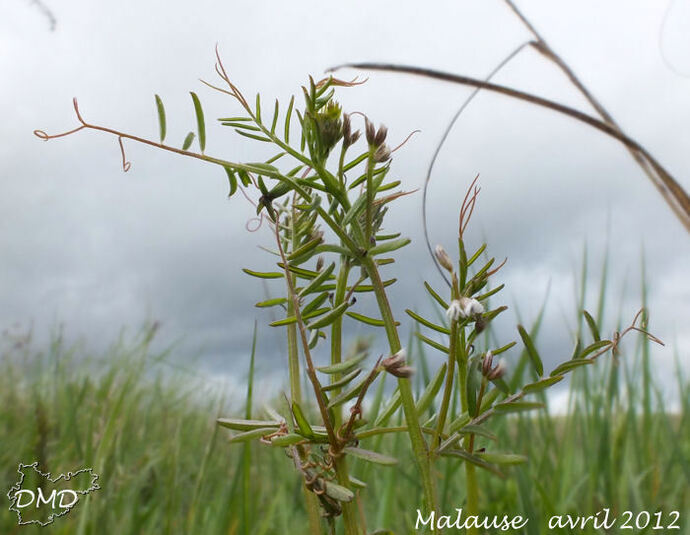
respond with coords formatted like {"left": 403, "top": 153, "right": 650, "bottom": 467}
{"left": 335, "top": 457, "right": 361, "bottom": 535}
{"left": 284, "top": 217, "right": 321, "bottom": 535}
{"left": 331, "top": 258, "right": 360, "bottom": 535}
{"left": 457, "top": 330, "right": 468, "bottom": 414}
{"left": 458, "top": 330, "right": 479, "bottom": 535}
{"left": 464, "top": 461, "right": 479, "bottom": 535}
{"left": 360, "top": 255, "right": 439, "bottom": 523}
{"left": 331, "top": 258, "right": 351, "bottom": 389}
{"left": 432, "top": 321, "right": 457, "bottom": 451}
{"left": 365, "top": 153, "right": 375, "bottom": 240}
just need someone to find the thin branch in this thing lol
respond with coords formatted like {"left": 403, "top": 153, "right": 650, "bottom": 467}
{"left": 416, "top": 41, "right": 531, "bottom": 288}
{"left": 503, "top": 0, "right": 690, "bottom": 231}
{"left": 328, "top": 62, "right": 690, "bottom": 233}
{"left": 273, "top": 218, "right": 337, "bottom": 445}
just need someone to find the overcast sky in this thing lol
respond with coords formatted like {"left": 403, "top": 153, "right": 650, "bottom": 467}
{"left": 1, "top": 0, "right": 689, "bottom": 403}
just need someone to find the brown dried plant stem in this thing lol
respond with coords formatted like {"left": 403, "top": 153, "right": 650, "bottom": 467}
{"left": 328, "top": 63, "right": 690, "bottom": 233}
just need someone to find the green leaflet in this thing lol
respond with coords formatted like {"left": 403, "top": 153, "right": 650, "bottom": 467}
{"left": 457, "top": 424, "right": 497, "bottom": 442}
{"left": 302, "top": 292, "right": 329, "bottom": 316}
{"left": 154, "top": 94, "right": 166, "bottom": 143}
{"left": 477, "top": 452, "right": 528, "bottom": 465}
{"left": 424, "top": 281, "right": 449, "bottom": 310}
{"left": 476, "top": 283, "right": 505, "bottom": 302}
{"left": 522, "top": 375, "right": 564, "bottom": 394}
{"left": 327, "top": 374, "right": 369, "bottom": 409}
{"left": 374, "top": 388, "right": 401, "bottom": 426}
{"left": 228, "top": 427, "right": 276, "bottom": 444}
{"left": 317, "top": 352, "right": 367, "bottom": 375}
{"left": 224, "top": 166, "right": 238, "bottom": 197}
{"left": 323, "top": 480, "right": 354, "bottom": 503}
{"left": 415, "top": 362, "right": 447, "bottom": 415}
{"left": 405, "top": 309, "right": 450, "bottom": 335}
{"left": 345, "top": 311, "right": 387, "bottom": 327}
{"left": 550, "top": 358, "right": 594, "bottom": 377}
{"left": 348, "top": 476, "right": 367, "bottom": 489}
{"left": 284, "top": 95, "right": 294, "bottom": 143}
{"left": 298, "top": 262, "right": 336, "bottom": 297}
{"left": 415, "top": 332, "right": 449, "bottom": 354}
{"left": 321, "top": 368, "right": 362, "bottom": 392}
{"left": 255, "top": 297, "right": 287, "bottom": 308}
{"left": 375, "top": 232, "right": 401, "bottom": 241}
{"left": 270, "top": 433, "right": 305, "bottom": 447}
{"left": 343, "top": 446, "right": 398, "bottom": 466}
{"left": 441, "top": 448, "right": 505, "bottom": 478}
{"left": 466, "top": 359, "right": 483, "bottom": 417}
{"left": 493, "top": 401, "right": 545, "bottom": 414}
{"left": 242, "top": 268, "right": 283, "bottom": 279}
{"left": 307, "top": 301, "right": 349, "bottom": 330}
{"left": 270, "top": 307, "right": 329, "bottom": 327}
{"left": 287, "top": 234, "right": 323, "bottom": 265}
{"left": 517, "top": 325, "right": 544, "bottom": 377}
{"left": 492, "top": 341, "right": 517, "bottom": 356}
{"left": 368, "top": 238, "right": 410, "bottom": 256}
{"left": 217, "top": 418, "right": 281, "bottom": 431}
{"left": 236, "top": 129, "right": 272, "bottom": 143}
{"left": 190, "top": 92, "right": 206, "bottom": 153}
{"left": 466, "top": 243, "right": 487, "bottom": 267}
{"left": 583, "top": 309, "right": 601, "bottom": 342}
{"left": 578, "top": 340, "right": 612, "bottom": 359}
{"left": 182, "top": 131, "right": 195, "bottom": 150}
{"left": 291, "top": 402, "right": 314, "bottom": 438}
{"left": 270, "top": 98, "right": 279, "bottom": 134}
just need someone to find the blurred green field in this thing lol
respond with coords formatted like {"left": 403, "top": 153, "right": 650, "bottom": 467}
{"left": 1, "top": 316, "right": 688, "bottom": 534}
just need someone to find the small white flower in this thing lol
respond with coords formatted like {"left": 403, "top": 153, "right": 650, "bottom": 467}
{"left": 447, "top": 297, "right": 484, "bottom": 323}
{"left": 446, "top": 300, "right": 463, "bottom": 322}
{"left": 459, "top": 297, "right": 484, "bottom": 318}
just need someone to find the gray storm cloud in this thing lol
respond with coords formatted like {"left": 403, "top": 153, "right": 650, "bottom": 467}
{"left": 1, "top": 1, "right": 688, "bottom": 397}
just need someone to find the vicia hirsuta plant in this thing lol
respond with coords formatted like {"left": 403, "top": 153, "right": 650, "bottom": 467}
{"left": 35, "top": 48, "right": 663, "bottom": 535}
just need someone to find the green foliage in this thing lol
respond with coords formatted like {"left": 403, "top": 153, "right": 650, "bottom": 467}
{"left": 31, "top": 56, "right": 679, "bottom": 535}
{"left": 1, "top": 326, "right": 687, "bottom": 534}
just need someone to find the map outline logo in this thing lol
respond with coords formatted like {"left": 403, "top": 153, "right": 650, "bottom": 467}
{"left": 7, "top": 462, "right": 100, "bottom": 527}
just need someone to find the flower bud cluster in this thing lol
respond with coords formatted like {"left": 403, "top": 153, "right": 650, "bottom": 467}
{"left": 342, "top": 114, "right": 361, "bottom": 148}
{"left": 365, "top": 117, "right": 390, "bottom": 162}
{"left": 481, "top": 351, "right": 505, "bottom": 380}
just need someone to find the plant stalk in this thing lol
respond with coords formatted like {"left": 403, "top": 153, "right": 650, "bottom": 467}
{"left": 359, "top": 255, "right": 439, "bottom": 523}
{"left": 285, "top": 211, "right": 321, "bottom": 535}
{"left": 331, "top": 257, "right": 360, "bottom": 535}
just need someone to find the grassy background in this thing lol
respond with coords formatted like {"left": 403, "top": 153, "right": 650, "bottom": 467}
{"left": 1, "top": 316, "right": 688, "bottom": 534}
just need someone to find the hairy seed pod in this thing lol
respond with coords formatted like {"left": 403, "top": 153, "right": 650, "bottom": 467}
{"left": 481, "top": 351, "right": 494, "bottom": 376}
{"left": 373, "top": 144, "right": 391, "bottom": 162}
{"left": 342, "top": 113, "right": 351, "bottom": 142}
{"left": 374, "top": 124, "right": 388, "bottom": 146}
{"left": 365, "top": 117, "right": 376, "bottom": 145}
{"left": 487, "top": 360, "right": 506, "bottom": 380}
